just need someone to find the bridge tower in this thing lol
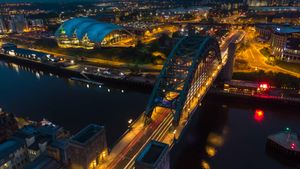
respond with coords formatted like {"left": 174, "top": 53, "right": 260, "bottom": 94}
{"left": 220, "top": 43, "right": 236, "bottom": 81}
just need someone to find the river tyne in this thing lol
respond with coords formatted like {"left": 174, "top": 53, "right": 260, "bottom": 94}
{"left": 0, "top": 60, "right": 299, "bottom": 169}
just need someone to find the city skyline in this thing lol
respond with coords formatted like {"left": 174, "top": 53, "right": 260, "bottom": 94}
{"left": 0, "top": 0, "right": 299, "bottom": 169}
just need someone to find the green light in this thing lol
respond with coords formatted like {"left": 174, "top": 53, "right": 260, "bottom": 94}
{"left": 285, "top": 127, "right": 290, "bottom": 131}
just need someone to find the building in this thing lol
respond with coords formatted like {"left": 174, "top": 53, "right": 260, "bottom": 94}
{"left": 67, "top": 124, "right": 108, "bottom": 169}
{"left": 0, "top": 120, "right": 69, "bottom": 169}
{"left": 0, "top": 18, "right": 7, "bottom": 34}
{"left": 0, "top": 139, "right": 28, "bottom": 169}
{"left": 8, "top": 15, "right": 29, "bottom": 34}
{"left": 223, "top": 80, "right": 270, "bottom": 95}
{"left": 282, "top": 38, "right": 300, "bottom": 63}
{"left": 247, "top": 0, "right": 268, "bottom": 6}
{"left": 247, "top": 0, "right": 298, "bottom": 6}
{"left": 28, "top": 19, "right": 45, "bottom": 31}
{"left": 55, "top": 17, "right": 136, "bottom": 49}
{"left": 270, "top": 27, "right": 300, "bottom": 59}
{"left": 1, "top": 44, "right": 63, "bottom": 63}
{"left": 0, "top": 109, "right": 18, "bottom": 143}
{"left": 256, "top": 25, "right": 273, "bottom": 40}
{"left": 135, "top": 141, "right": 170, "bottom": 169}
{"left": 256, "top": 25, "right": 300, "bottom": 63}
{"left": 23, "top": 155, "right": 63, "bottom": 169}
{"left": 47, "top": 139, "right": 69, "bottom": 165}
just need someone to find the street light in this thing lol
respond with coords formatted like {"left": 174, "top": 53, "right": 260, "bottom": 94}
{"left": 173, "top": 129, "right": 177, "bottom": 142}
{"left": 128, "top": 119, "right": 133, "bottom": 130}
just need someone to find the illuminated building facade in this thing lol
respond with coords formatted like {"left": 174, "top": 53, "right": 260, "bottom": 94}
{"left": 247, "top": 0, "right": 268, "bottom": 6}
{"left": 256, "top": 25, "right": 300, "bottom": 63}
{"left": 0, "top": 139, "right": 27, "bottom": 169}
{"left": 270, "top": 27, "right": 300, "bottom": 62}
{"left": 67, "top": 124, "right": 108, "bottom": 169}
{"left": 247, "top": 0, "right": 299, "bottom": 6}
{"left": 8, "top": 15, "right": 29, "bottom": 34}
{"left": 282, "top": 38, "right": 300, "bottom": 63}
{"left": 0, "top": 18, "right": 7, "bottom": 34}
{"left": 55, "top": 18, "right": 136, "bottom": 49}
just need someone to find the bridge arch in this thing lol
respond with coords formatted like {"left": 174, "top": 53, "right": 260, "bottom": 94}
{"left": 145, "top": 36, "right": 221, "bottom": 126}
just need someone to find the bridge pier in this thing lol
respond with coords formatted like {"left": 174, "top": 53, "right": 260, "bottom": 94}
{"left": 219, "top": 43, "right": 236, "bottom": 81}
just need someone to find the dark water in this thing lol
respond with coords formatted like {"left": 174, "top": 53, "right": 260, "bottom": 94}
{"left": 0, "top": 60, "right": 149, "bottom": 146}
{"left": 174, "top": 95, "right": 300, "bottom": 169}
{"left": 0, "top": 60, "right": 299, "bottom": 169}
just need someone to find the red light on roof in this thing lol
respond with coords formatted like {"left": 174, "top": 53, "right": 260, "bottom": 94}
{"left": 259, "top": 83, "right": 269, "bottom": 89}
{"left": 290, "top": 143, "right": 296, "bottom": 150}
{"left": 254, "top": 109, "right": 264, "bottom": 122}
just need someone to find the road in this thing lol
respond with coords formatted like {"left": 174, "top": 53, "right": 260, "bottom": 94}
{"left": 244, "top": 43, "right": 300, "bottom": 78}
{"left": 236, "top": 28, "right": 300, "bottom": 78}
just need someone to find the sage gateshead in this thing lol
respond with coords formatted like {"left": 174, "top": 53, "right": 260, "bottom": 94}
{"left": 55, "top": 18, "right": 136, "bottom": 49}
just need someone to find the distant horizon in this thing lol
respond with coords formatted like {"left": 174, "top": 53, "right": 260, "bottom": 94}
{"left": 0, "top": 0, "right": 100, "bottom": 3}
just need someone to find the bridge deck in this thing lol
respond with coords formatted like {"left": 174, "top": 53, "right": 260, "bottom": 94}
{"left": 98, "top": 30, "right": 245, "bottom": 169}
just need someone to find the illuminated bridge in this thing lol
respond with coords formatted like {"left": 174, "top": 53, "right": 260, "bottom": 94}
{"left": 145, "top": 36, "right": 221, "bottom": 126}
{"left": 100, "top": 31, "right": 244, "bottom": 169}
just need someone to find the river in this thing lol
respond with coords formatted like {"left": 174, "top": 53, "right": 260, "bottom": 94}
{"left": 0, "top": 59, "right": 299, "bottom": 169}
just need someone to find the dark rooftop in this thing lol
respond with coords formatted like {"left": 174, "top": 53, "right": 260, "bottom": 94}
{"left": 28, "top": 142, "right": 40, "bottom": 151}
{"left": 71, "top": 124, "right": 104, "bottom": 145}
{"left": 136, "top": 141, "right": 169, "bottom": 166}
{"left": 50, "top": 139, "right": 68, "bottom": 149}
{"left": 23, "top": 155, "right": 62, "bottom": 169}
{"left": 286, "top": 38, "right": 300, "bottom": 51}
{"left": 0, "top": 139, "right": 24, "bottom": 160}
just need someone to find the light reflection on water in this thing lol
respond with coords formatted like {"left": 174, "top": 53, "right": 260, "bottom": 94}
{"left": 0, "top": 60, "right": 148, "bottom": 146}
{"left": 174, "top": 95, "right": 300, "bottom": 169}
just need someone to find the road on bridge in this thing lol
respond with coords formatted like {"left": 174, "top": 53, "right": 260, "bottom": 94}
{"left": 99, "top": 30, "right": 245, "bottom": 169}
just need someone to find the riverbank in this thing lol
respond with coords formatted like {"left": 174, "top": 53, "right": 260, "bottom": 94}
{"left": 208, "top": 88, "right": 300, "bottom": 106}
{"left": 2, "top": 50, "right": 300, "bottom": 104}
{"left": 0, "top": 53, "right": 155, "bottom": 91}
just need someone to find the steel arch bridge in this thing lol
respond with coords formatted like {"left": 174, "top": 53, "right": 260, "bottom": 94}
{"left": 145, "top": 36, "right": 221, "bottom": 126}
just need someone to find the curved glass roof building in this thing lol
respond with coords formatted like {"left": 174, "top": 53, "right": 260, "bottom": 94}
{"left": 55, "top": 18, "right": 136, "bottom": 49}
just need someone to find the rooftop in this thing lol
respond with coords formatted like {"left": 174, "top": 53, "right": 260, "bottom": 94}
{"left": 286, "top": 38, "right": 300, "bottom": 51}
{"left": 136, "top": 141, "right": 169, "bottom": 166}
{"left": 37, "top": 124, "right": 62, "bottom": 137}
{"left": 50, "top": 139, "right": 68, "bottom": 149}
{"left": 0, "top": 139, "right": 24, "bottom": 161}
{"left": 23, "top": 155, "right": 62, "bottom": 169}
{"left": 71, "top": 124, "right": 104, "bottom": 145}
{"left": 273, "top": 26, "right": 300, "bottom": 34}
{"left": 256, "top": 25, "right": 300, "bottom": 34}
{"left": 55, "top": 17, "right": 125, "bottom": 43}
{"left": 226, "top": 80, "right": 260, "bottom": 88}
{"left": 268, "top": 131, "right": 299, "bottom": 152}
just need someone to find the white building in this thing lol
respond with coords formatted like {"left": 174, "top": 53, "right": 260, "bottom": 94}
{"left": 0, "top": 139, "right": 28, "bottom": 169}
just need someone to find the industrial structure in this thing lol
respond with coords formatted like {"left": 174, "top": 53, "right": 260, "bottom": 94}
{"left": 55, "top": 18, "right": 136, "bottom": 49}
